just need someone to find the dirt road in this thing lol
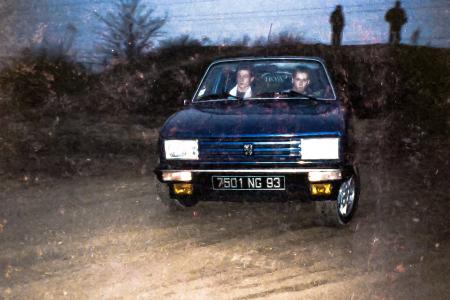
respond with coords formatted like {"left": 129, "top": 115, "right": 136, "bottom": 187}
{"left": 1, "top": 119, "right": 449, "bottom": 299}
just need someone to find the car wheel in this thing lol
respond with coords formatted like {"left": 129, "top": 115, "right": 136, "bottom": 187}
{"left": 154, "top": 177, "right": 198, "bottom": 211}
{"left": 336, "top": 174, "right": 359, "bottom": 224}
{"left": 315, "top": 170, "right": 360, "bottom": 226}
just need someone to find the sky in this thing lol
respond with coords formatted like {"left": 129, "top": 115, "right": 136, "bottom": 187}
{"left": 1, "top": 0, "right": 449, "bottom": 62}
{"left": 158, "top": 0, "right": 449, "bottom": 45}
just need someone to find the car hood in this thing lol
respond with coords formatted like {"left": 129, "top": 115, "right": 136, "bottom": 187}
{"left": 160, "top": 100, "right": 345, "bottom": 139}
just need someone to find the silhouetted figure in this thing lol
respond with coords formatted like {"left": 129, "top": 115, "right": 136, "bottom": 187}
{"left": 330, "top": 5, "right": 345, "bottom": 46}
{"left": 410, "top": 28, "right": 420, "bottom": 45}
{"left": 385, "top": 1, "right": 407, "bottom": 45}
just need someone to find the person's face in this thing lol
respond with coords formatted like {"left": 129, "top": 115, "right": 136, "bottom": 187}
{"left": 292, "top": 72, "right": 310, "bottom": 93}
{"left": 236, "top": 70, "right": 253, "bottom": 92}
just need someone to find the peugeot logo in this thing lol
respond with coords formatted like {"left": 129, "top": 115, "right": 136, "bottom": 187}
{"left": 243, "top": 144, "right": 253, "bottom": 156}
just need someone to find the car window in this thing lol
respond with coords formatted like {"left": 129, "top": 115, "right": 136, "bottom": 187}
{"left": 194, "top": 59, "right": 336, "bottom": 101}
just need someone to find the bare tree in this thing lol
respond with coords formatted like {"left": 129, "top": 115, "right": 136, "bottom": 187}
{"left": 96, "top": 0, "right": 167, "bottom": 63}
{"left": 0, "top": 0, "right": 51, "bottom": 56}
{"left": 30, "top": 23, "right": 79, "bottom": 59}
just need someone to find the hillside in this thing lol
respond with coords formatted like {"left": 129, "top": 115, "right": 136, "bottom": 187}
{"left": 0, "top": 44, "right": 448, "bottom": 175}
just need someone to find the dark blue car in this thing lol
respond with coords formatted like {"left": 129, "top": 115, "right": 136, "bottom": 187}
{"left": 154, "top": 57, "right": 359, "bottom": 225}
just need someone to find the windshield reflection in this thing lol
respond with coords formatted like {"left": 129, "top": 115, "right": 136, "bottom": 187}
{"left": 194, "top": 59, "right": 336, "bottom": 102}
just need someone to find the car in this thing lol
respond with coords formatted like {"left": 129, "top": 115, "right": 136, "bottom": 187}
{"left": 154, "top": 57, "right": 359, "bottom": 225}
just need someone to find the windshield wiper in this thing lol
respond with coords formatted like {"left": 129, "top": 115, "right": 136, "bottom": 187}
{"left": 196, "top": 93, "right": 239, "bottom": 101}
{"left": 252, "top": 92, "right": 276, "bottom": 98}
{"left": 251, "top": 91, "right": 319, "bottom": 101}
{"left": 278, "top": 90, "right": 319, "bottom": 101}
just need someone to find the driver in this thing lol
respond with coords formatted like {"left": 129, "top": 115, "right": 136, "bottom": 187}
{"left": 229, "top": 64, "right": 254, "bottom": 99}
{"left": 291, "top": 67, "right": 311, "bottom": 94}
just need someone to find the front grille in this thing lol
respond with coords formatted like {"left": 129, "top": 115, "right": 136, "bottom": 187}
{"left": 199, "top": 137, "right": 302, "bottom": 162}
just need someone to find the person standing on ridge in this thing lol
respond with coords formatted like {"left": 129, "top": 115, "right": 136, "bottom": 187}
{"left": 330, "top": 5, "right": 345, "bottom": 46}
{"left": 385, "top": 1, "right": 408, "bottom": 45}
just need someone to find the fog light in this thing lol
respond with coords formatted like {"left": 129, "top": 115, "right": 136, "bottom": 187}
{"left": 173, "top": 183, "right": 193, "bottom": 195}
{"left": 310, "top": 183, "right": 332, "bottom": 196}
{"left": 308, "top": 171, "right": 342, "bottom": 182}
{"left": 162, "top": 171, "right": 192, "bottom": 182}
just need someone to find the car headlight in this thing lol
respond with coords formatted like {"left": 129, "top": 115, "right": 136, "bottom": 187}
{"left": 300, "top": 138, "right": 339, "bottom": 160}
{"left": 164, "top": 140, "right": 199, "bottom": 160}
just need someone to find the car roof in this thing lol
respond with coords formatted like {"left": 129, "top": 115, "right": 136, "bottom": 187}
{"left": 211, "top": 56, "right": 326, "bottom": 64}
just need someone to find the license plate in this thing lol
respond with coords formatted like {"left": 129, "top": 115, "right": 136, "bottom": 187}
{"left": 212, "top": 176, "right": 285, "bottom": 190}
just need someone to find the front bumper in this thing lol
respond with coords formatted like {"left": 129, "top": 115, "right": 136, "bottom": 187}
{"left": 154, "top": 165, "right": 356, "bottom": 202}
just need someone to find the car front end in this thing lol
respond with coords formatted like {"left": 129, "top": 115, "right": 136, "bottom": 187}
{"left": 154, "top": 57, "right": 359, "bottom": 225}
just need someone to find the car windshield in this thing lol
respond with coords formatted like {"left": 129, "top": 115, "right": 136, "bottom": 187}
{"left": 194, "top": 59, "right": 336, "bottom": 102}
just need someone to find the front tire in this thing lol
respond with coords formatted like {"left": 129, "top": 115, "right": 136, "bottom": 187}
{"left": 315, "top": 170, "right": 360, "bottom": 226}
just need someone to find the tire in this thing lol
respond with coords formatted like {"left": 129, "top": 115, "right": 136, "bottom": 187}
{"left": 154, "top": 177, "right": 198, "bottom": 211}
{"left": 315, "top": 168, "right": 360, "bottom": 226}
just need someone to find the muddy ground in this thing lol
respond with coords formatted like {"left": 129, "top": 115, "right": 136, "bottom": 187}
{"left": 0, "top": 119, "right": 449, "bottom": 299}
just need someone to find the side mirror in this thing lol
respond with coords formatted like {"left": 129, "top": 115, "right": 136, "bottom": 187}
{"left": 183, "top": 99, "right": 191, "bottom": 106}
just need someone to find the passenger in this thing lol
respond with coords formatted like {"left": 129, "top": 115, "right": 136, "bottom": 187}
{"left": 229, "top": 65, "right": 254, "bottom": 99}
{"left": 291, "top": 67, "right": 311, "bottom": 94}
{"left": 286, "top": 67, "right": 325, "bottom": 98}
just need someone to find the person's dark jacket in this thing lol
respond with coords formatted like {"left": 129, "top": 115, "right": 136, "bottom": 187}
{"left": 385, "top": 7, "right": 407, "bottom": 31}
{"left": 330, "top": 9, "right": 345, "bottom": 30}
